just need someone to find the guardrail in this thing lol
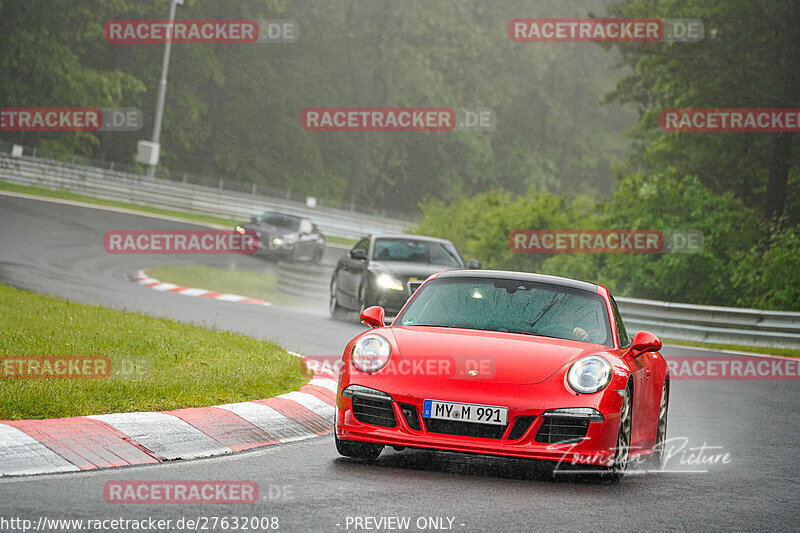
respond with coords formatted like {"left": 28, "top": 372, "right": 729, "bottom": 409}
{"left": 615, "top": 297, "right": 800, "bottom": 350}
{"left": 0, "top": 152, "right": 414, "bottom": 239}
{"left": 271, "top": 264, "right": 800, "bottom": 349}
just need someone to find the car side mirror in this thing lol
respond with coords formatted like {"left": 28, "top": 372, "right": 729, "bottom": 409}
{"left": 626, "top": 331, "right": 662, "bottom": 358}
{"left": 350, "top": 249, "right": 367, "bottom": 260}
{"left": 467, "top": 259, "right": 481, "bottom": 269}
{"left": 360, "top": 306, "right": 385, "bottom": 329}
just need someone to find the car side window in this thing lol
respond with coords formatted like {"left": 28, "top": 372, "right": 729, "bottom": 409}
{"left": 353, "top": 238, "right": 369, "bottom": 255}
{"left": 610, "top": 296, "right": 630, "bottom": 348}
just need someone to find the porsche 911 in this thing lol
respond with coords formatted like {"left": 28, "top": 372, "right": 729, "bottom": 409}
{"left": 334, "top": 270, "right": 669, "bottom": 480}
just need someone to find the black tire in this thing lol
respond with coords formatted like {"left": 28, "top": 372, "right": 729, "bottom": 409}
{"left": 329, "top": 278, "right": 345, "bottom": 319}
{"left": 357, "top": 281, "right": 369, "bottom": 315}
{"left": 607, "top": 381, "right": 633, "bottom": 482}
{"left": 335, "top": 434, "right": 383, "bottom": 460}
{"left": 652, "top": 379, "right": 669, "bottom": 466}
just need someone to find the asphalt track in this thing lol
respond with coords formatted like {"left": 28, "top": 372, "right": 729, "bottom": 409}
{"left": 1, "top": 194, "right": 798, "bottom": 532}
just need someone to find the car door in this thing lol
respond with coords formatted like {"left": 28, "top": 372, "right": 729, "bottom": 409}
{"left": 296, "top": 219, "right": 315, "bottom": 259}
{"left": 310, "top": 223, "right": 325, "bottom": 256}
{"left": 611, "top": 296, "right": 653, "bottom": 451}
{"left": 337, "top": 237, "right": 370, "bottom": 307}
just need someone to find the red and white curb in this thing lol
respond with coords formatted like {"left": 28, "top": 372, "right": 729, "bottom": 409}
{"left": 132, "top": 270, "right": 271, "bottom": 306}
{"left": 0, "top": 377, "right": 336, "bottom": 477}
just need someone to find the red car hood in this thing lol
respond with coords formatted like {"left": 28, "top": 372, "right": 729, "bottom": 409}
{"left": 386, "top": 326, "right": 609, "bottom": 385}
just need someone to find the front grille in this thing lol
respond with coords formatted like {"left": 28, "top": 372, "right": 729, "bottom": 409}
{"left": 399, "top": 403, "right": 421, "bottom": 430}
{"left": 507, "top": 416, "right": 536, "bottom": 440}
{"left": 423, "top": 418, "right": 506, "bottom": 439}
{"left": 535, "top": 416, "right": 590, "bottom": 444}
{"left": 407, "top": 281, "right": 423, "bottom": 295}
{"left": 352, "top": 396, "right": 396, "bottom": 428}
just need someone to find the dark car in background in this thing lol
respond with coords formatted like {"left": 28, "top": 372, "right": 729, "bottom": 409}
{"left": 329, "top": 234, "right": 480, "bottom": 318}
{"left": 235, "top": 210, "right": 325, "bottom": 262}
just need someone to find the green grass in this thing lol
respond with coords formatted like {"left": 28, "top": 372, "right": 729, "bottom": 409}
{"left": 147, "top": 265, "right": 298, "bottom": 306}
{"left": 326, "top": 235, "right": 357, "bottom": 246}
{"left": 662, "top": 338, "right": 799, "bottom": 358}
{"left": 0, "top": 284, "right": 306, "bottom": 420}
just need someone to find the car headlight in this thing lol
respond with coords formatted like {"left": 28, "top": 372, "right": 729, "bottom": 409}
{"left": 567, "top": 356, "right": 612, "bottom": 394}
{"left": 271, "top": 236, "right": 285, "bottom": 246}
{"left": 376, "top": 274, "right": 404, "bottom": 291}
{"left": 352, "top": 334, "right": 391, "bottom": 373}
{"left": 235, "top": 225, "right": 246, "bottom": 235}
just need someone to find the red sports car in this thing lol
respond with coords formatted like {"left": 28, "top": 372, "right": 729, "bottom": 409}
{"left": 334, "top": 270, "right": 669, "bottom": 480}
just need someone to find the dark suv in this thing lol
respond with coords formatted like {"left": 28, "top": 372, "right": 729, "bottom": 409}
{"left": 235, "top": 211, "right": 325, "bottom": 262}
{"left": 329, "top": 234, "right": 480, "bottom": 318}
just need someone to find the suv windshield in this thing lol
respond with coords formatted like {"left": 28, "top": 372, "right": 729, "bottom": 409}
{"left": 372, "top": 238, "right": 463, "bottom": 267}
{"left": 257, "top": 212, "right": 301, "bottom": 231}
{"left": 396, "top": 277, "right": 612, "bottom": 346}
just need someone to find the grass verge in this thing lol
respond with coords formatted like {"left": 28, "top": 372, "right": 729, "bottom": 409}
{"left": 0, "top": 283, "right": 306, "bottom": 420}
{"left": 662, "top": 338, "right": 799, "bottom": 358}
{"left": 147, "top": 265, "right": 298, "bottom": 307}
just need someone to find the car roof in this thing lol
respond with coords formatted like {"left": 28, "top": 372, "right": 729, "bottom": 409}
{"left": 368, "top": 234, "right": 455, "bottom": 245}
{"left": 434, "top": 269, "right": 599, "bottom": 294}
{"left": 260, "top": 211, "right": 306, "bottom": 222}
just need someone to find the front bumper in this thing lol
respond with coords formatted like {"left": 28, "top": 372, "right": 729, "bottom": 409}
{"left": 336, "top": 378, "right": 626, "bottom": 467}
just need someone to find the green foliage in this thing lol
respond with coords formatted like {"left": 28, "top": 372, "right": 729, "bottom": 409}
{"left": 413, "top": 188, "right": 596, "bottom": 273}
{"left": 603, "top": 0, "right": 799, "bottom": 225}
{"left": 0, "top": 0, "right": 634, "bottom": 214}
{"left": 414, "top": 171, "right": 798, "bottom": 310}
{"left": 731, "top": 224, "right": 800, "bottom": 310}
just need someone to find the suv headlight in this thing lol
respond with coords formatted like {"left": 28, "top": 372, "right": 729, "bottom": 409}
{"left": 567, "top": 356, "right": 612, "bottom": 394}
{"left": 352, "top": 334, "right": 391, "bottom": 373}
{"left": 376, "top": 274, "right": 404, "bottom": 291}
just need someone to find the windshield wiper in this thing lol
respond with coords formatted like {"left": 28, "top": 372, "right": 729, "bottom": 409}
{"left": 527, "top": 294, "right": 563, "bottom": 328}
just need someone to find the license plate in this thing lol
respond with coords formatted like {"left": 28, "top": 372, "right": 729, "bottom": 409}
{"left": 423, "top": 400, "right": 508, "bottom": 426}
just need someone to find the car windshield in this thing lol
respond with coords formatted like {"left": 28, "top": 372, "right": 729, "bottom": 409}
{"left": 372, "top": 238, "right": 462, "bottom": 267}
{"left": 257, "top": 212, "right": 301, "bottom": 231}
{"left": 396, "top": 277, "right": 613, "bottom": 346}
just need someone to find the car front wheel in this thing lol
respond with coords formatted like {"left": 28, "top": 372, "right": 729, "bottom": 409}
{"left": 652, "top": 379, "right": 669, "bottom": 466}
{"left": 608, "top": 381, "right": 633, "bottom": 481}
{"left": 357, "top": 282, "right": 369, "bottom": 315}
{"left": 329, "top": 278, "right": 345, "bottom": 319}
